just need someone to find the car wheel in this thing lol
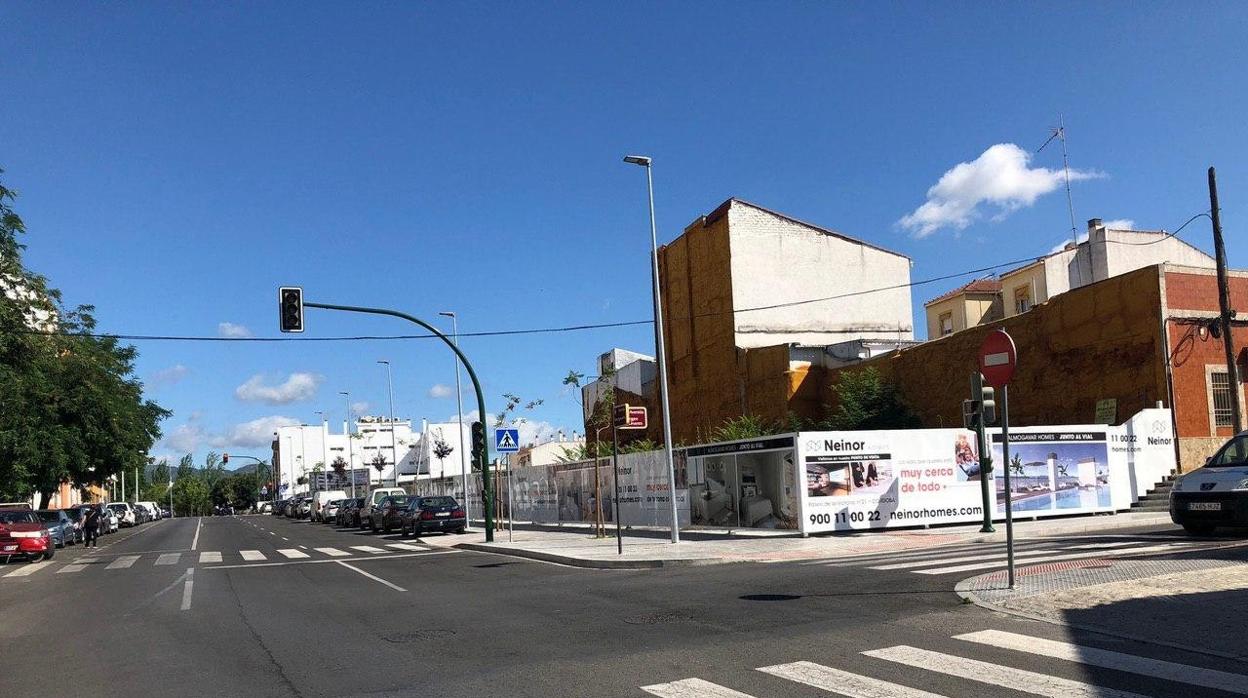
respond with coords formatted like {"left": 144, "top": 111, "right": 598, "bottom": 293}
{"left": 1182, "top": 522, "right": 1217, "bottom": 536}
{"left": 456, "top": 527, "right": 466, "bottom": 535}
{"left": 42, "top": 548, "right": 54, "bottom": 561}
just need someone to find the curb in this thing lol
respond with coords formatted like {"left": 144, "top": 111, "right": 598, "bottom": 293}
{"left": 935, "top": 513, "right": 1175, "bottom": 544}
{"left": 451, "top": 542, "right": 724, "bottom": 569}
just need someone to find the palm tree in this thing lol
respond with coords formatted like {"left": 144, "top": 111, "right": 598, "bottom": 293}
{"left": 1008, "top": 453, "right": 1025, "bottom": 477}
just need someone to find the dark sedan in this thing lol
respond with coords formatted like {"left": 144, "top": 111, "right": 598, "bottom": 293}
{"left": 368, "top": 495, "right": 409, "bottom": 533}
{"left": 400, "top": 496, "right": 466, "bottom": 537}
{"left": 36, "top": 510, "right": 78, "bottom": 548}
{"left": 336, "top": 498, "right": 364, "bottom": 527}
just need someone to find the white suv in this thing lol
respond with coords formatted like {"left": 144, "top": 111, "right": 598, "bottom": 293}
{"left": 108, "top": 502, "right": 136, "bottom": 527}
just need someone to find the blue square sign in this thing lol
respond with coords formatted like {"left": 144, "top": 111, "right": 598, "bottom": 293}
{"left": 494, "top": 428, "right": 520, "bottom": 453}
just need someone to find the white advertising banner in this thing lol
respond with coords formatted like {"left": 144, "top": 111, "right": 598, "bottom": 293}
{"left": 988, "top": 426, "right": 1119, "bottom": 517}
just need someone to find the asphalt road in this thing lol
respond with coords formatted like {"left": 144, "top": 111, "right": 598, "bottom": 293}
{"left": 4, "top": 516, "right": 1247, "bottom": 697}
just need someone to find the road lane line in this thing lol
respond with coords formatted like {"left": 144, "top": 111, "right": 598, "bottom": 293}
{"left": 955, "top": 629, "right": 1248, "bottom": 694}
{"left": 758, "top": 661, "right": 950, "bottom": 697}
{"left": 350, "top": 545, "right": 386, "bottom": 553}
{"left": 180, "top": 568, "right": 194, "bottom": 611}
{"left": 204, "top": 550, "right": 459, "bottom": 570}
{"left": 4, "top": 561, "right": 53, "bottom": 577}
{"left": 386, "top": 543, "right": 426, "bottom": 551}
{"left": 199, "top": 552, "right": 222, "bottom": 564}
{"left": 314, "top": 547, "right": 350, "bottom": 557}
{"left": 106, "top": 555, "right": 140, "bottom": 569}
{"left": 269, "top": 531, "right": 276, "bottom": 535}
{"left": 862, "top": 645, "right": 1148, "bottom": 698}
{"left": 191, "top": 517, "right": 201, "bottom": 550}
{"left": 57, "top": 564, "right": 88, "bottom": 574}
{"left": 870, "top": 548, "right": 1065, "bottom": 570}
{"left": 240, "top": 550, "right": 265, "bottom": 561}
{"left": 155, "top": 553, "right": 182, "bottom": 566}
{"left": 277, "top": 549, "right": 310, "bottom": 559}
{"left": 640, "top": 677, "right": 757, "bottom": 697}
{"left": 335, "top": 560, "right": 406, "bottom": 592}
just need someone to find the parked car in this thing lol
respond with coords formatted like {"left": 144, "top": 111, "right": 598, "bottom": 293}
{"left": 98, "top": 504, "right": 119, "bottom": 533}
{"left": 36, "top": 510, "right": 77, "bottom": 548}
{"left": 321, "top": 499, "right": 344, "bottom": 524}
{"left": 0, "top": 510, "right": 54, "bottom": 561}
{"left": 1171, "top": 430, "right": 1248, "bottom": 534}
{"left": 257, "top": 501, "right": 273, "bottom": 514}
{"left": 138, "top": 502, "right": 161, "bottom": 521}
{"left": 361, "top": 488, "right": 407, "bottom": 530}
{"left": 107, "top": 502, "right": 137, "bottom": 527}
{"left": 311, "top": 490, "right": 347, "bottom": 523}
{"left": 297, "top": 497, "right": 313, "bottom": 519}
{"left": 400, "top": 496, "right": 467, "bottom": 537}
{"left": 336, "top": 498, "right": 364, "bottom": 527}
{"left": 160, "top": 507, "right": 171, "bottom": 519}
{"left": 368, "top": 495, "right": 409, "bottom": 533}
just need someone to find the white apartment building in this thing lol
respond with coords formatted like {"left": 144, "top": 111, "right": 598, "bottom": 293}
{"left": 273, "top": 416, "right": 417, "bottom": 495}
{"left": 410, "top": 421, "right": 470, "bottom": 481}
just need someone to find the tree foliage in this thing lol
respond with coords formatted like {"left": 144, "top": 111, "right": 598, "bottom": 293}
{"left": 0, "top": 168, "right": 169, "bottom": 503}
{"left": 824, "top": 368, "right": 919, "bottom": 431}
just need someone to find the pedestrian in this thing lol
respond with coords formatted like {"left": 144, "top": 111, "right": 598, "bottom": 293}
{"left": 83, "top": 504, "right": 101, "bottom": 548}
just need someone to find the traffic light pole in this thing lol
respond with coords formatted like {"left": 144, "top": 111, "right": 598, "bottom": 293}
{"left": 970, "top": 372, "right": 995, "bottom": 533}
{"left": 303, "top": 302, "right": 495, "bottom": 542}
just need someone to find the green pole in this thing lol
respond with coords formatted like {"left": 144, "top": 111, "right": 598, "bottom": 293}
{"left": 303, "top": 301, "right": 495, "bottom": 542}
{"left": 973, "top": 371, "right": 995, "bottom": 534}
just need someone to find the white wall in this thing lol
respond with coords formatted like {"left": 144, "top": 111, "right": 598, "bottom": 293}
{"left": 726, "top": 203, "right": 913, "bottom": 348}
{"left": 411, "top": 421, "right": 470, "bottom": 481}
{"left": 276, "top": 417, "right": 416, "bottom": 494}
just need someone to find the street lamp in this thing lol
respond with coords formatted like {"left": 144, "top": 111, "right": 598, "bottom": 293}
{"left": 623, "top": 154, "right": 680, "bottom": 544}
{"left": 340, "top": 391, "right": 357, "bottom": 498}
{"left": 439, "top": 311, "right": 469, "bottom": 512}
{"left": 377, "top": 360, "right": 400, "bottom": 488}
{"left": 315, "top": 410, "right": 330, "bottom": 490}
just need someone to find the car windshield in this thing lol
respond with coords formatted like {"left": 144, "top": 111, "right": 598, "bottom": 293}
{"left": 36, "top": 511, "right": 60, "bottom": 522}
{"left": 0, "top": 511, "right": 37, "bottom": 524}
{"left": 107, "top": 504, "right": 126, "bottom": 511}
{"left": 64, "top": 509, "right": 83, "bottom": 520}
{"left": 1208, "top": 434, "right": 1248, "bottom": 466}
{"left": 417, "top": 497, "right": 457, "bottom": 508}
{"left": 389, "top": 497, "right": 409, "bottom": 506}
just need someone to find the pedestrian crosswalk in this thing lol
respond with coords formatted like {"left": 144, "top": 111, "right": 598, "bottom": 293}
{"left": 641, "top": 629, "right": 1248, "bottom": 697}
{"left": 1, "top": 542, "right": 437, "bottom": 579}
{"left": 797, "top": 536, "right": 1215, "bottom": 577}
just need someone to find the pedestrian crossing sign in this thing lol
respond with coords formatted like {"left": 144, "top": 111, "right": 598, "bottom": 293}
{"left": 494, "top": 428, "right": 520, "bottom": 453}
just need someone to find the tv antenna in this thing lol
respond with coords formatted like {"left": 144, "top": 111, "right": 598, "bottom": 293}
{"left": 1036, "top": 114, "right": 1078, "bottom": 248}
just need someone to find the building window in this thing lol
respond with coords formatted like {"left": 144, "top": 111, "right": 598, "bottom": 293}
{"left": 1013, "top": 286, "right": 1031, "bottom": 314}
{"left": 939, "top": 312, "right": 953, "bottom": 336}
{"left": 1212, "top": 371, "right": 1234, "bottom": 427}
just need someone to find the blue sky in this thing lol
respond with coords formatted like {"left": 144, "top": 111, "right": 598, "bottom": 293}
{"left": 4, "top": 3, "right": 1247, "bottom": 464}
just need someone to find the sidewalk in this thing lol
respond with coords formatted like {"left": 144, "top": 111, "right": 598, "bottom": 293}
{"left": 957, "top": 538, "right": 1248, "bottom": 659}
{"left": 421, "top": 511, "right": 1176, "bottom": 569}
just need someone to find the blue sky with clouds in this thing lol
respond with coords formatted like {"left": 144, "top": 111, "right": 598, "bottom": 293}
{"left": 3, "top": 3, "right": 1247, "bottom": 463}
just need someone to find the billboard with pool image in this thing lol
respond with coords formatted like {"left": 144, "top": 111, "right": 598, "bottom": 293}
{"left": 990, "top": 430, "right": 1110, "bottom": 515}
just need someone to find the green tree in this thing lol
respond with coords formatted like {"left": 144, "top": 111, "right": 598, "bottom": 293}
{"left": 823, "top": 368, "right": 919, "bottom": 431}
{"left": 1009, "top": 452, "right": 1025, "bottom": 477}
{"left": 173, "top": 476, "right": 211, "bottom": 517}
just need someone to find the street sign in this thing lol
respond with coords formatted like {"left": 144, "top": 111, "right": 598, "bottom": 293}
{"left": 260, "top": 486, "right": 268, "bottom": 496}
{"left": 612, "top": 404, "right": 648, "bottom": 430}
{"left": 494, "top": 428, "right": 520, "bottom": 453}
{"left": 978, "top": 329, "right": 1017, "bottom": 388}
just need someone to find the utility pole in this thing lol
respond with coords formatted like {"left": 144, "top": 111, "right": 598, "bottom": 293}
{"left": 1210, "top": 166, "right": 1242, "bottom": 431}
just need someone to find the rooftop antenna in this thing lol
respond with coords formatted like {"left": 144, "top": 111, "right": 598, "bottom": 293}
{"left": 1036, "top": 114, "right": 1079, "bottom": 248}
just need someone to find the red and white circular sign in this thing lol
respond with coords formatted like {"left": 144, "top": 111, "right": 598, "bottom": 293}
{"left": 978, "top": 329, "right": 1017, "bottom": 388}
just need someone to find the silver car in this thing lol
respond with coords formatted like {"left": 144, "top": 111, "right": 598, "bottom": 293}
{"left": 36, "top": 510, "right": 78, "bottom": 548}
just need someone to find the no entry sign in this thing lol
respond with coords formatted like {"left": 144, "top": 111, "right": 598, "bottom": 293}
{"left": 978, "top": 329, "right": 1017, "bottom": 388}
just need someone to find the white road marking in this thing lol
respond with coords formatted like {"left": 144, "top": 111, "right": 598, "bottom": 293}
{"left": 298, "top": 545, "right": 308, "bottom": 550}
{"left": 641, "top": 677, "right": 757, "bottom": 697}
{"left": 204, "top": 550, "right": 460, "bottom": 570}
{"left": 240, "top": 550, "right": 266, "bottom": 561}
{"left": 956, "top": 629, "right": 1248, "bottom": 695}
{"left": 281, "top": 537, "right": 289, "bottom": 541}
{"left": 191, "top": 517, "right": 201, "bottom": 550}
{"left": 180, "top": 568, "right": 194, "bottom": 611}
{"left": 758, "top": 661, "right": 950, "bottom": 698}
{"left": 314, "top": 547, "right": 350, "bottom": 557}
{"left": 350, "top": 545, "right": 386, "bottom": 553}
{"left": 871, "top": 549, "right": 1063, "bottom": 570}
{"left": 914, "top": 543, "right": 1197, "bottom": 575}
{"left": 3, "top": 561, "right": 52, "bottom": 579}
{"left": 277, "top": 549, "right": 310, "bottom": 559}
{"left": 199, "top": 552, "right": 222, "bottom": 564}
{"left": 863, "top": 645, "right": 1148, "bottom": 698}
{"left": 386, "top": 543, "right": 425, "bottom": 551}
{"left": 335, "top": 561, "right": 406, "bottom": 592}
{"left": 1066, "top": 541, "right": 1143, "bottom": 550}
{"left": 155, "top": 553, "right": 182, "bottom": 566}
{"left": 107, "top": 555, "right": 140, "bottom": 569}
{"left": 268, "top": 531, "right": 276, "bottom": 536}
{"left": 57, "top": 564, "right": 88, "bottom": 574}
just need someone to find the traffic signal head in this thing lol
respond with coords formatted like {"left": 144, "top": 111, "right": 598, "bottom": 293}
{"left": 278, "top": 286, "right": 304, "bottom": 333}
{"left": 981, "top": 385, "right": 997, "bottom": 425}
{"left": 222, "top": 453, "right": 229, "bottom": 464}
{"left": 470, "top": 421, "right": 486, "bottom": 463}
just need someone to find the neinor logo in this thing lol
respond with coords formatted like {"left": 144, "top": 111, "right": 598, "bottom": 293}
{"left": 823, "top": 440, "right": 866, "bottom": 451}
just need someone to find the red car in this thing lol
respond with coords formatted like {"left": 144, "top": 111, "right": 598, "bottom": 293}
{"left": 0, "top": 510, "right": 54, "bottom": 561}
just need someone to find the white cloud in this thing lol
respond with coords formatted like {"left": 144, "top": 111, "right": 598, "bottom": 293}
{"left": 350, "top": 401, "right": 370, "bottom": 415}
{"left": 447, "top": 410, "right": 567, "bottom": 447}
{"left": 213, "top": 415, "right": 300, "bottom": 449}
{"left": 161, "top": 422, "right": 206, "bottom": 454}
{"left": 428, "top": 383, "right": 455, "bottom": 399}
{"left": 218, "top": 322, "right": 253, "bottom": 338}
{"left": 899, "top": 143, "right": 1103, "bottom": 238}
{"left": 1102, "top": 218, "right": 1135, "bottom": 230}
{"left": 235, "top": 372, "right": 322, "bottom": 404}
{"left": 150, "top": 364, "right": 189, "bottom": 387}
{"left": 1049, "top": 233, "right": 1088, "bottom": 255}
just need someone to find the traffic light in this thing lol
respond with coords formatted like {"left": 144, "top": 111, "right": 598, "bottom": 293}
{"left": 222, "top": 453, "right": 229, "bottom": 465}
{"left": 278, "top": 286, "right": 304, "bottom": 333}
{"left": 470, "top": 421, "right": 486, "bottom": 464}
{"left": 980, "top": 384, "right": 997, "bottom": 426}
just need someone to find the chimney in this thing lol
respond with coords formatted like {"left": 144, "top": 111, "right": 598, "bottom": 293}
{"left": 1087, "top": 218, "right": 1102, "bottom": 233}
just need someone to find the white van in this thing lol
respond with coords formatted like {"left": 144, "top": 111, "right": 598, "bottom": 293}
{"left": 310, "top": 490, "right": 347, "bottom": 523}
{"left": 360, "top": 487, "right": 406, "bottom": 529}
{"left": 140, "top": 501, "right": 162, "bottom": 520}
